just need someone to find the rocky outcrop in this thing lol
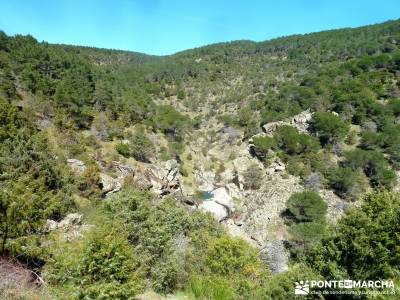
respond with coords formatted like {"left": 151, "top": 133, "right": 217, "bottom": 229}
{"left": 262, "top": 109, "right": 313, "bottom": 136}
{"left": 198, "top": 187, "right": 234, "bottom": 222}
{"left": 113, "top": 162, "right": 135, "bottom": 177}
{"left": 133, "top": 159, "right": 181, "bottom": 195}
{"left": 100, "top": 173, "right": 122, "bottom": 196}
{"left": 67, "top": 158, "right": 86, "bottom": 175}
{"left": 193, "top": 169, "right": 215, "bottom": 191}
{"left": 45, "top": 213, "right": 83, "bottom": 231}
{"left": 199, "top": 200, "right": 228, "bottom": 221}
{"left": 262, "top": 240, "right": 290, "bottom": 275}
{"left": 45, "top": 213, "right": 93, "bottom": 241}
{"left": 240, "top": 173, "right": 303, "bottom": 242}
{"left": 212, "top": 187, "right": 234, "bottom": 214}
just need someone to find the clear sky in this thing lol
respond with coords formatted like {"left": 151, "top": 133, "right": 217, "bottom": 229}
{"left": 1, "top": 0, "right": 399, "bottom": 55}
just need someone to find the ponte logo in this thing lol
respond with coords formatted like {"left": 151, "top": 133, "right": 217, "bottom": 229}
{"left": 295, "top": 280, "right": 310, "bottom": 295}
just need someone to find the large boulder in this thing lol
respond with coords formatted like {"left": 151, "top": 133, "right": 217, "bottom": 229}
{"left": 212, "top": 187, "right": 234, "bottom": 213}
{"left": 199, "top": 200, "right": 228, "bottom": 222}
{"left": 113, "top": 162, "right": 135, "bottom": 177}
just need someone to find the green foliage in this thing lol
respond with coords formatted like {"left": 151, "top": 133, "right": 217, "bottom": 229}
{"left": 103, "top": 189, "right": 223, "bottom": 293}
{"left": 115, "top": 133, "right": 155, "bottom": 162}
{"left": 150, "top": 105, "right": 190, "bottom": 140}
{"left": 310, "top": 112, "right": 349, "bottom": 145}
{"left": 263, "top": 264, "right": 322, "bottom": 300}
{"left": 286, "top": 191, "right": 328, "bottom": 258}
{"left": 286, "top": 191, "right": 327, "bottom": 223}
{"left": 251, "top": 136, "right": 276, "bottom": 161}
{"left": 275, "top": 125, "right": 319, "bottom": 155}
{"left": 343, "top": 149, "right": 397, "bottom": 188}
{"left": 205, "top": 236, "right": 260, "bottom": 277}
{"left": 45, "top": 226, "right": 143, "bottom": 300}
{"left": 0, "top": 101, "right": 73, "bottom": 254}
{"left": 128, "top": 132, "right": 155, "bottom": 162}
{"left": 115, "top": 142, "right": 130, "bottom": 157}
{"left": 189, "top": 276, "right": 235, "bottom": 300}
{"left": 75, "top": 230, "right": 142, "bottom": 299}
{"left": 328, "top": 167, "right": 368, "bottom": 200}
{"left": 305, "top": 192, "right": 400, "bottom": 280}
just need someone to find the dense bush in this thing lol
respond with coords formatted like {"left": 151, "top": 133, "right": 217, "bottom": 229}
{"left": 150, "top": 105, "right": 190, "bottom": 140}
{"left": 115, "top": 132, "right": 155, "bottom": 162}
{"left": 0, "top": 100, "right": 73, "bottom": 255}
{"left": 45, "top": 226, "right": 143, "bottom": 299}
{"left": 205, "top": 236, "right": 260, "bottom": 277}
{"left": 250, "top": 136, "right": 276, "bottom": 161}
{"left": 343, "top": 149, "right": 396, "bottom": 188}
{"left": 328, "top": 167, "right": 368, "bottom": 200}
{"left": 310, "top": 112, "right": 349, "bottom": 145}
{"left": 305, "top": 192, "right": 400, "bottom": 281}
{"left": 286, "top": 191, "right": 328, "bottom": 258}
{"left": 275, "top": 125, "right": 319, "bottom": 155}
{"left": 286, "top": 191, "right": 327, "bottom": 223}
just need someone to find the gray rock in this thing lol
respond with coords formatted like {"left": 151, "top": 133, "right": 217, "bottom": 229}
{"left": 304, "top": 172, "right": 322, "bottom": 190}
{"left": 212, "top": 187, "right": 234, "bottom": 213}
{"left": 58, "top": 213, "right": 83, "bottom": 229}
{"left": 100, "top": 173, "right": 122, "bottom": 196}
{"left": 263, "top": 240, "right": 289, "bottom": 275}
{"left": 67, "top": 159, "right": 86, "bottom": 175}
{"left": 199, "top": 200, "right": 228, "bottom": 221}
{"left": 113, "top": 162, "right": 135, "bottom": 177}
{"left": 133, "top": 159, "right": 181, "bottom": 195}
{"left": 194, "top": 169, "right": 215, "bottom": 191}
{"left": 46, "top": 213, "right": 83, "bottom": 232}
{"left": 44, "top": 219, "right": 58, "bottom": 231}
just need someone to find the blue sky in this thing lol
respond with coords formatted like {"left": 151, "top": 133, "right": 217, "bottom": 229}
{"left": 1, "top": 0, "right": 399, "bottom": 55}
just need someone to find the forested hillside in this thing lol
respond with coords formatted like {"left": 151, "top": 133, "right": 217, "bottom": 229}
{"left": 0, "top": 20, "right": 400, "bottom": 299}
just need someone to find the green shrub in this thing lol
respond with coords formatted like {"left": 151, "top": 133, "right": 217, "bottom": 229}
{"left": 251, "top": 136, "right": 276, "bottom": 161}
{"left": 75, "top": 230, "right": 142, "bottom": 299}
{"left": 305, "top": 192, "right": 400, "bottom": 280}
{"left": 115, "top": 133, "right": 155, "bottom": 162}
{"left": 189, "top": 276, "right": 235, "bottom": 300}
{"left": 243, "top": 164, "right": 263, "bottom": 190}
{"left": 264, "top": 265, "right": 322, "bottom": 300}
{"left": 310, "top": 112, "right": 349, "bottom": 145}
{"left": 286, "top": 191, "right": 327, "bottom": 223}
{"left": 159, "top": 146, "right": 171, "bottom": 161}
{"left": 328, "top": 167, "right": 367, "bottom": 200}
{"left": 205, "top": 236, "right": 260, "bottom": 277}
{"left": 344, "top": 149, "right": 396, "bottom": 188}
{"left": 150, "top": 105, "right": 190, "bottom": 140}
{"left": 150, "top": 255, "right": 181, "bottom": 294}
{"left": 129, "top": 132, "right": 155, "bottom": 162}
{"left": 115, "top": 142, "right": 130, "bottom": 158}
{"left": 45, "top": 227, "right": 143, "bottom": 300}
{"left": 275, "top": 125, "right": 319, "bottom": 155}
